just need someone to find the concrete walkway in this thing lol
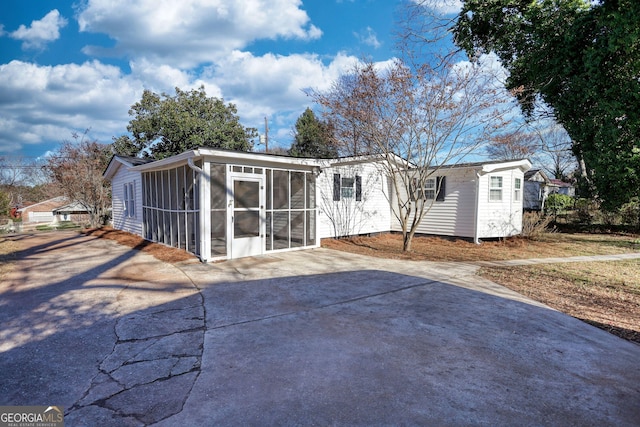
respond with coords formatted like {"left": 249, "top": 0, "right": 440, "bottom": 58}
{"left": 1, "top": 232, "right": 639, "bottom": 426}
{"left": 474, "top": 251, "right": 640, "bottom": 267}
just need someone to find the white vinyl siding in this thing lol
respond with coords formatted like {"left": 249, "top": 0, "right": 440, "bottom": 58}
{"left": 392, "top": 169, "right": 475, "bottom": 238}
{"left": 477, "top": 169, "right": 524, "bottom": 238}
{"left": 111, "top": 164, "right": 143, "bottom": 236}
{"left": 318, "top": 162, "right": 392, "bottom": 239}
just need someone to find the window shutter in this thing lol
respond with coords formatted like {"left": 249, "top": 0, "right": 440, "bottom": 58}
{"left": 436, "top": 176, "right": 446, "bottom": 201}
{"left": 333, "top": 173, "right": 341, "bottom": 201}
{"left": 130, "top": 183, "right": 136, "bottom": 217}
{"left": 123, "top": 184, "right": 128, "bottom": 212}
{"left": 355, "top": 175, "right": 362, "bottom": 201}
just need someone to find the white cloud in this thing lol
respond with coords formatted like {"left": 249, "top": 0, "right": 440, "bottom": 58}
{"left": 195, "top": 50, "right": 361, "bottom": 147}
{"left": 0, "top": 60, "right": 141, "bottom": 153}
{"left": 413, "top": 0, "right": 463, "bottom": 15}
{"left": 354, "top": 27, "right": 381, "bottom": 49}
{"left": 0, "top": 49, "right": 364, "bottom": 153}
{"left": 10, "top": 10, "right": 68, "bottom": 50}
{"left": 77, "top": 0, "right": 322, "bottom": 68}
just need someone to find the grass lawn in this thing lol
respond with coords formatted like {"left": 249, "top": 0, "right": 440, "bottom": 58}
{"left": 323, "top": 232, "right": 640, "bottom": 344}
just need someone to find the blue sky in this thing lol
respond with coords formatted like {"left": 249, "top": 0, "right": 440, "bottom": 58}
{"left": 2, "top": 0, "right": 465, "bottom": 160}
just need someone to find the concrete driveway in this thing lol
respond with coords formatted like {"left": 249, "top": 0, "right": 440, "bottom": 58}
{"left": 1, "top": 231, "right": 639, "bottom": 426}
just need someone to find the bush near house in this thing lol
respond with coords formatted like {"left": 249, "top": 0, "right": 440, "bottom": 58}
{"left": 546, "top": 194, "right": 574, "bottom": 215}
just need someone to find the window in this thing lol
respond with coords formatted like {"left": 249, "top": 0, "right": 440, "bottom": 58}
{"left": 489, "top": 176, "right": 503, "bottom": 202}
{"left": 124, "top": 182, "right": 136, "bottom": 217}
{"left": 514, "top": 178, "right": 522, "bottom": 202}
{"left": 333, "top": 174, "right": 362, "bottom": 201}
{"left": 413, "top": 176, "right": 446, "bottom": 201}
{"left": 341, "top": 177, "right": 354, "bottom": 199}
{"left": 423, "top": 178, "right": 436, "bottom": 200}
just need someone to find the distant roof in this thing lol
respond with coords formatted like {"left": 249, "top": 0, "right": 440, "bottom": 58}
{"left": 524, "top": 169, "right": 550, "bottom": 181}
{"left": 52, "top": 201, "right": 90, "bottom": 214}
{"left": 18, "top": 196, "right": 68, "bottom": 213}
{"left": 549, "top": 179, "right": 574, "bottom": 188}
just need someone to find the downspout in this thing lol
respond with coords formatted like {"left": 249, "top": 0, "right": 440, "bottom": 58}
{"left": 474, "top": 170, "right": 481, "bottom": 244}
{"left": 187, "top": 154, "right": 208, "bottom": 262}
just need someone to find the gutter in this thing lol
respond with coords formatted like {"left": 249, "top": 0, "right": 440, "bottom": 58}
{"left": 474, "top": 170, "right": 481, "bottom": 244}
{"left": 187, "top": 152, "right": 209, "bottom": 263}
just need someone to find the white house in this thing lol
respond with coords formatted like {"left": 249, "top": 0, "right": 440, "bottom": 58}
{"left": 18, "top": 196, "right": 69, "bottom": 224}
{"left": 524, "top": 169, "right": 576, "bottom": 211}
{"left": 524, "top": 169, "right": 551, "bottom": 211}
{"left": 104, "top": 148, "right": 531, "bottom": 262}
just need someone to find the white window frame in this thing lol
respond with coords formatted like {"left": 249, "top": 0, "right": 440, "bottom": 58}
{"left": 422, "top": 178, "right": 436, "bottom": 200}
{"left": 514, "top": 178, "right": 522, "bottom": 202}
{"left": 489, "top": 176, "right": 503, "bottom": 202}
{"left": 124, "top": 182, "right": 136, "bottom": 218}
{"left": 341, "top": 177, "right": 355, "bottom": 199}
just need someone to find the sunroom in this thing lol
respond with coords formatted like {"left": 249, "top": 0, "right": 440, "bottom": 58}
{"left": 127, "top": 149, "right": 321, "bottom": 262}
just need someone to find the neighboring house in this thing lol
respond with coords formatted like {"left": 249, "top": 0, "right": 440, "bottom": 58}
{"left": 104, "top": 148, "right": 531, "bottom": 262}
{"left": 52, "top": 201, "right": 92, "bottom": 224}
{"left": 524, "top": 169, "right": 551, "bottom": 211}
{"left": 18, "top": 196, "right": 69, "bottom": 224}
{"left": 524, "top": 169, "right": 576, "bottom": 211}
{"left": 549, "top": 179, "right": 576, "bottom": 197}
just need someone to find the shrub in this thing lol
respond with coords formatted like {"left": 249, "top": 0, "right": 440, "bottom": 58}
{"left": 522, "top": 211, "right": 553, "bottom": 240}
{"left": 546, "top": 193, "right": 573, "bottom": 214}
{"left": 573, "top": 198, "right": 599, "bottom": 225}
{"left": 619, "top": 197, "right": 640, "bottom": 231}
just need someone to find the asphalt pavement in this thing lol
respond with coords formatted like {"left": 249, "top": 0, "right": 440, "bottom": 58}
{"left": 1, "top": 231, "right": 639, "bottom": 426}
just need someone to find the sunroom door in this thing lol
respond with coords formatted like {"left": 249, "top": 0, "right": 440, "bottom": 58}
{"left": 230, "top": 177, "right": 264, "bottom": 259}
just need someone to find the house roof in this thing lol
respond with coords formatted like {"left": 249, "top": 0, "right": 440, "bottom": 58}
{"left": 104, "top": 149, "right": 531, "bottom": 178}
{"left": 18, "top": 196, "right": 69, "bottom": 213}
{"left": 103, "top": 155, "right": 155, "bottom": 179}
{"left": 52, "top": 201, "right": 90, "bottom": 214}
{"left": 433, "top": 158, "right": 532, "bottom": 174}
{"left": 549, "top": 179, "right": 574, "bottom": 188}
{"left": 524, "top": 169, "right": 550, "bottom": 182}
{"left": 127, "top": 148, "right": 322, "bottom": 173}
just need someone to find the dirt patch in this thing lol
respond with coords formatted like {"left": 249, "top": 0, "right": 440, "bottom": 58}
{"left": 480, "top": 261, "right": 640, "bottom": 343}
{"left": 321, "top": 232, "right": 640, "bottom": 262}
{"left": 323, "top": 232, "right": 640, "bottom": 344}
{"left": 83, "top": 227, "right": 199, "bottom": 264}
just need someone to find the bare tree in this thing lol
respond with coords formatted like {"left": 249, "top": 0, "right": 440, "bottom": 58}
{"left": 47, "top": 131, "right": 112, "bottom": 228}
{"left": 311, "top": 56, "right": 515, "bottom": 251}
{"left": 0, "top": 156, "right": 53, "bottom": 211}
{"left": 308, "top": 0, "right": 518, "bottom": 251}
{"left": 531, "top": 123, "right": 577, "bottom": 180}
{"left": 485, "top": 130, "right": 537, "bottom": 161}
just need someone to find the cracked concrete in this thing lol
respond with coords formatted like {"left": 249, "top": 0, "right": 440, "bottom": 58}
{"left": 1, "top": 231, "right": 639, "bottom": 426}
{"left": 0, "top": 232, "right": 204, "bottom": 426}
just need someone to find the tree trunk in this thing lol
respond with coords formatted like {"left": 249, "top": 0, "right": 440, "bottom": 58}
{"left": 402, "top": 230, "right": 414, "bottom": 252}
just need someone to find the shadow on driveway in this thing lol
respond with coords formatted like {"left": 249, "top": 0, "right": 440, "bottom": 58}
{"left": 1, "top": 232, "right": 639, "bottom": 426}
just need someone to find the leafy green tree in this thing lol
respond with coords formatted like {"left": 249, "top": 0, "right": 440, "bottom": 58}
{"left": 0, "top": 190, "right": 10, "bottom": 220}
{"left": 289, "top": 108, "right": 338, "bottom": 158}
{"left": 118, "top": 86, "right": 257, "bottom": 159}
{"left": 453, "top": 0, "right": 640, "bottom": 210}
{"left": 111, "top": 135, "right": 140, "bottom": 157}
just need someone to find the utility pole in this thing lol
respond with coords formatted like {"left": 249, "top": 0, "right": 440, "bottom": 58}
{"left": 264, "top": 117, "right": 269, "bottom": 153}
